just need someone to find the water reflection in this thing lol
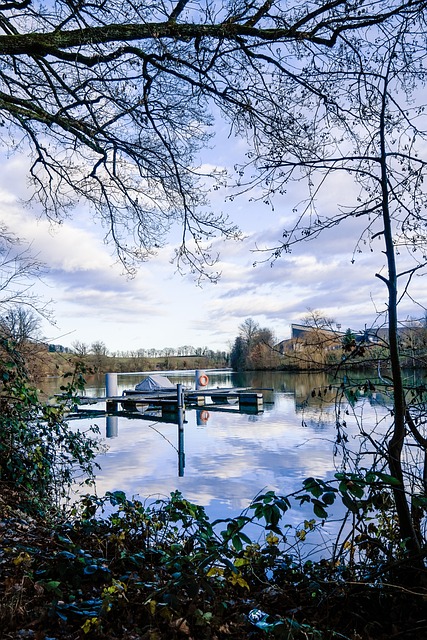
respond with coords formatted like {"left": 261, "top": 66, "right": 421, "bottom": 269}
{"left": 106, "top": 415, "right": 118, "bottom": 438}
{"left": 42, "top": 369, "right": 396, "bottom": 526}
{"left": 178, "top": 417, "right": 185, "bottom": 477}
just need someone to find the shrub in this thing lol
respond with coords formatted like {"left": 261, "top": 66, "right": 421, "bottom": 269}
{"left": 0, "top": 338, "right": 100, "bottom": 515}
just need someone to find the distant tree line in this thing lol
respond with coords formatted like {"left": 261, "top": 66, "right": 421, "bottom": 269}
{"left": 111, "top": 346, "right": 227, "bottom": 360}
{"left": 71, "top": 340, "right": 228, "bottom": 362}
{"left": 62, "top": 339, "right": 230, "bottom": 373}
{"left": 0, "top": 305, "right": 230, "bottom": 378}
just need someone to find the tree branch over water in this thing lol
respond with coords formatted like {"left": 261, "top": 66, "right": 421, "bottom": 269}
{"left": 0, "top": 0, "right": 426, "bottom": 277}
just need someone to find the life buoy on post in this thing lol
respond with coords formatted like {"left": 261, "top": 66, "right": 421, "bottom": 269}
{"left": 200, "top": 410, "right": 210, "bottom": 422}
{"left": 198, "top": 374, "right": 209, "bottom": 387}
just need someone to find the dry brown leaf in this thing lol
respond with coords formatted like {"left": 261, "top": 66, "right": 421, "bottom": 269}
{"left": 218, "top": 623, "right": 232, "bottom": 634}
{"left": 170, "top": 617, "right": 191, "bottom": 635}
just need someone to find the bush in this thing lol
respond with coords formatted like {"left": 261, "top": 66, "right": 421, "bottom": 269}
{"left": 0, "top": 338, "right": 100, "bottom": 515}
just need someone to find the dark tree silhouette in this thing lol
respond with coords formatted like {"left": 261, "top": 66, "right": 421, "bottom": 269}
{"left": 0, "top": 305, "right": 41, "bottom": 345}
{"left": 249, "top": 13, "right": 427, "bottom": 568}
{"left": 0, "top": 0, "right": 425, "bottom": 277}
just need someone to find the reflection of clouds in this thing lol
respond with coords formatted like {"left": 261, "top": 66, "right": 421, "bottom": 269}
{"left": 1, "top": 151, "right": 423, "bottom": 355}
{"left": 90, "top": 409, "right": 339, "bottom": 522}
{"left": 72, "top": 371, "right": 392, "bottom": 531}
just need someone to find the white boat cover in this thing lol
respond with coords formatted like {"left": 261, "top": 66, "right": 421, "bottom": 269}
{"left": 135, "top": 374, "right": 176, "bottom": 392}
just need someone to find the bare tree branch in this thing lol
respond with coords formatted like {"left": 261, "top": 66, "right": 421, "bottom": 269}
{"left": 0, "top": 1, "right": 425, "bottom": 278}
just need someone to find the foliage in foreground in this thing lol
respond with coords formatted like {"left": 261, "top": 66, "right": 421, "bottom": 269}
{"left": 1, "top": 342, "right": 427, "bottom": 638}
{"left": 0, "top": 339, "right": 101, "bottom": 513}
{"left": 1, "top": 486, "right": 427, "bottom": 640}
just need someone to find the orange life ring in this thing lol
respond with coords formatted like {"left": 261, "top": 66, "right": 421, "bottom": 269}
{"left": 198, "top": 374, "right": 209, "bottom": 387}
{"left": 200, "top": 410, "right": 210, "bottom": 422}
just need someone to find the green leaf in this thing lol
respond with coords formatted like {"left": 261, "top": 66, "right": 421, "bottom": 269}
{"left": 348, "top": 483, "right": 365, "bottom": 499}
{"left": 44, "top": 580, "right": 61, "bottom": 591}
{"left": 412, "top": 494, "right": 427, "bottom": 508}
{"left": 323, "top": 491, "right": 336, "bottom": 506}
{"left": 303, "top": 478, "right": 323, "bottom": 498}
{"left": 239, "top": 532, "right": 252, "bottom": 545}
{"left": 232, "top": 535, "right": 243, "bottom": 552}
{"left": 276, "top": 498, "right": 291, "bottom": 512}
{"left": 373, "top": 472, "right": 401, "bottom": 486}
{"left": 313, "top": 502, "right": 328, "bottom": 519}
{"left": 339, "top": 481, "right": 348, "bottom": 493}
{"left": 342, "top": 492, "right": 358, "bottom": 513}
{"left": 334, "top": 472, "right": 347, "bottom": 481}
{"left": 106, "top": 490, "right": 127, "bottom": 505}
{"left": 265, "top": 524, "right": 283, "bottom": 535}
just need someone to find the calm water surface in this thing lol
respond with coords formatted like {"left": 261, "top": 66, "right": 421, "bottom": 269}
{"left": 42, "top": 369, "right": 396, "bottom": 532}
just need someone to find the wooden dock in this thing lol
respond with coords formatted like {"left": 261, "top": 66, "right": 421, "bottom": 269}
{"left": 71, "top": 386, "right": 266, "bottom": 417}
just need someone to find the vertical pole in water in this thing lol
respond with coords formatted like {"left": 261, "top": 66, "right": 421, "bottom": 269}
{"left": 195, "top": 369, "right": 200, "bottom": 390}
{"left": 106, "top": 372, "right": 118, "bottom": 397}
{"left": 177, "top": 383, "right": 185, "bottom": 477}
{"left": 177, "top": 383, "right": 184, "bottom": 409}
{"left": 105, "top": 373, "right": 118, "bottom": 411}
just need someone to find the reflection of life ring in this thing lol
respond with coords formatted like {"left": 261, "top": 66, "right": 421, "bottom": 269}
{"left": 198, "top": 374, "right": 209, "bottom": 387}
{"left": 200, "top": 410, "right": 210, "bottom": 422}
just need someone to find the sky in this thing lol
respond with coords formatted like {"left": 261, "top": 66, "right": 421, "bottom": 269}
{"left": 0, "top": 130, "right": 425, "bottom": 355}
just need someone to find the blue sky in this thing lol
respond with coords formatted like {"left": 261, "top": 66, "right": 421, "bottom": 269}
{"left": 1, "top": 131, "right": 424, "bottom": 354}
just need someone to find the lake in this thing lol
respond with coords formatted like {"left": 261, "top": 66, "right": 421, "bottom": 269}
{"left": 42, "top": 368, "right": 397, "bottom": 545}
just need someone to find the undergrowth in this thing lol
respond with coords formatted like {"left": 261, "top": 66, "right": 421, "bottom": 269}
{"left": 1, "top": 341, "right": 427, "bottom": 639}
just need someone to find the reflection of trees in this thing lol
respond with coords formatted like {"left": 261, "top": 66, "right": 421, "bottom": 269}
{"left": 301, "top": 415, "right": 335, "bottom": 434}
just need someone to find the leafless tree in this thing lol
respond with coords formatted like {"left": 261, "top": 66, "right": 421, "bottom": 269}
{"left": 91, "top": 341, "right": 108, "bottom": 357}
{"left": 239, "top": 317, "right": 260, "bottom": 350}
{"left": 302, "top": 310, "right": 336, "bottom": 331}
{"left": 0, "top": 224, "right": 50, "bottom": 317}
{"left": 248, "top": 14, "right": 427, "bottom": 567}
{"left": 232, "top": 318, "right": 277, "bottom": 369}
{"left": 90, "top": 340, "right": 108, "bottom": 370}
{"left": 0, "top": 305, "right": 41, "bottom": 346}
{"left": 71, "top": 340, "right": 89, "bottom": 357}
{"left": 0, "top": 1, "right": 425, "bottom": 279}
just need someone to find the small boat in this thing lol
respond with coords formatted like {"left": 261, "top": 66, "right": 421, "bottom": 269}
{"left": 134, "top": 374, "right": 177, "bottom": 393}
{"left": 120, "top": 374, "right": 178, "bottom": 410}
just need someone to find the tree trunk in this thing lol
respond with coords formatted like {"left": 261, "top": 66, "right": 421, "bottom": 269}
{"left": 378, "top": 75, "right": 422, "bottom": 563}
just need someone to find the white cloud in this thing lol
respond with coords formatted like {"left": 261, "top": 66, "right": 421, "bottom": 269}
{"left": 0, "top": 141, "right": 423, "bottom": 352}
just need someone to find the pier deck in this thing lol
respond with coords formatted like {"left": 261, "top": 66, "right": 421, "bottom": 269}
{"left": 69, "top": 386, "right": 267, "bottom": 416}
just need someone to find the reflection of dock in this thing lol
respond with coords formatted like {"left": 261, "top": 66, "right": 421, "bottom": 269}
{"left": 63, "top": 380, "right": 272, "bottom": 481}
